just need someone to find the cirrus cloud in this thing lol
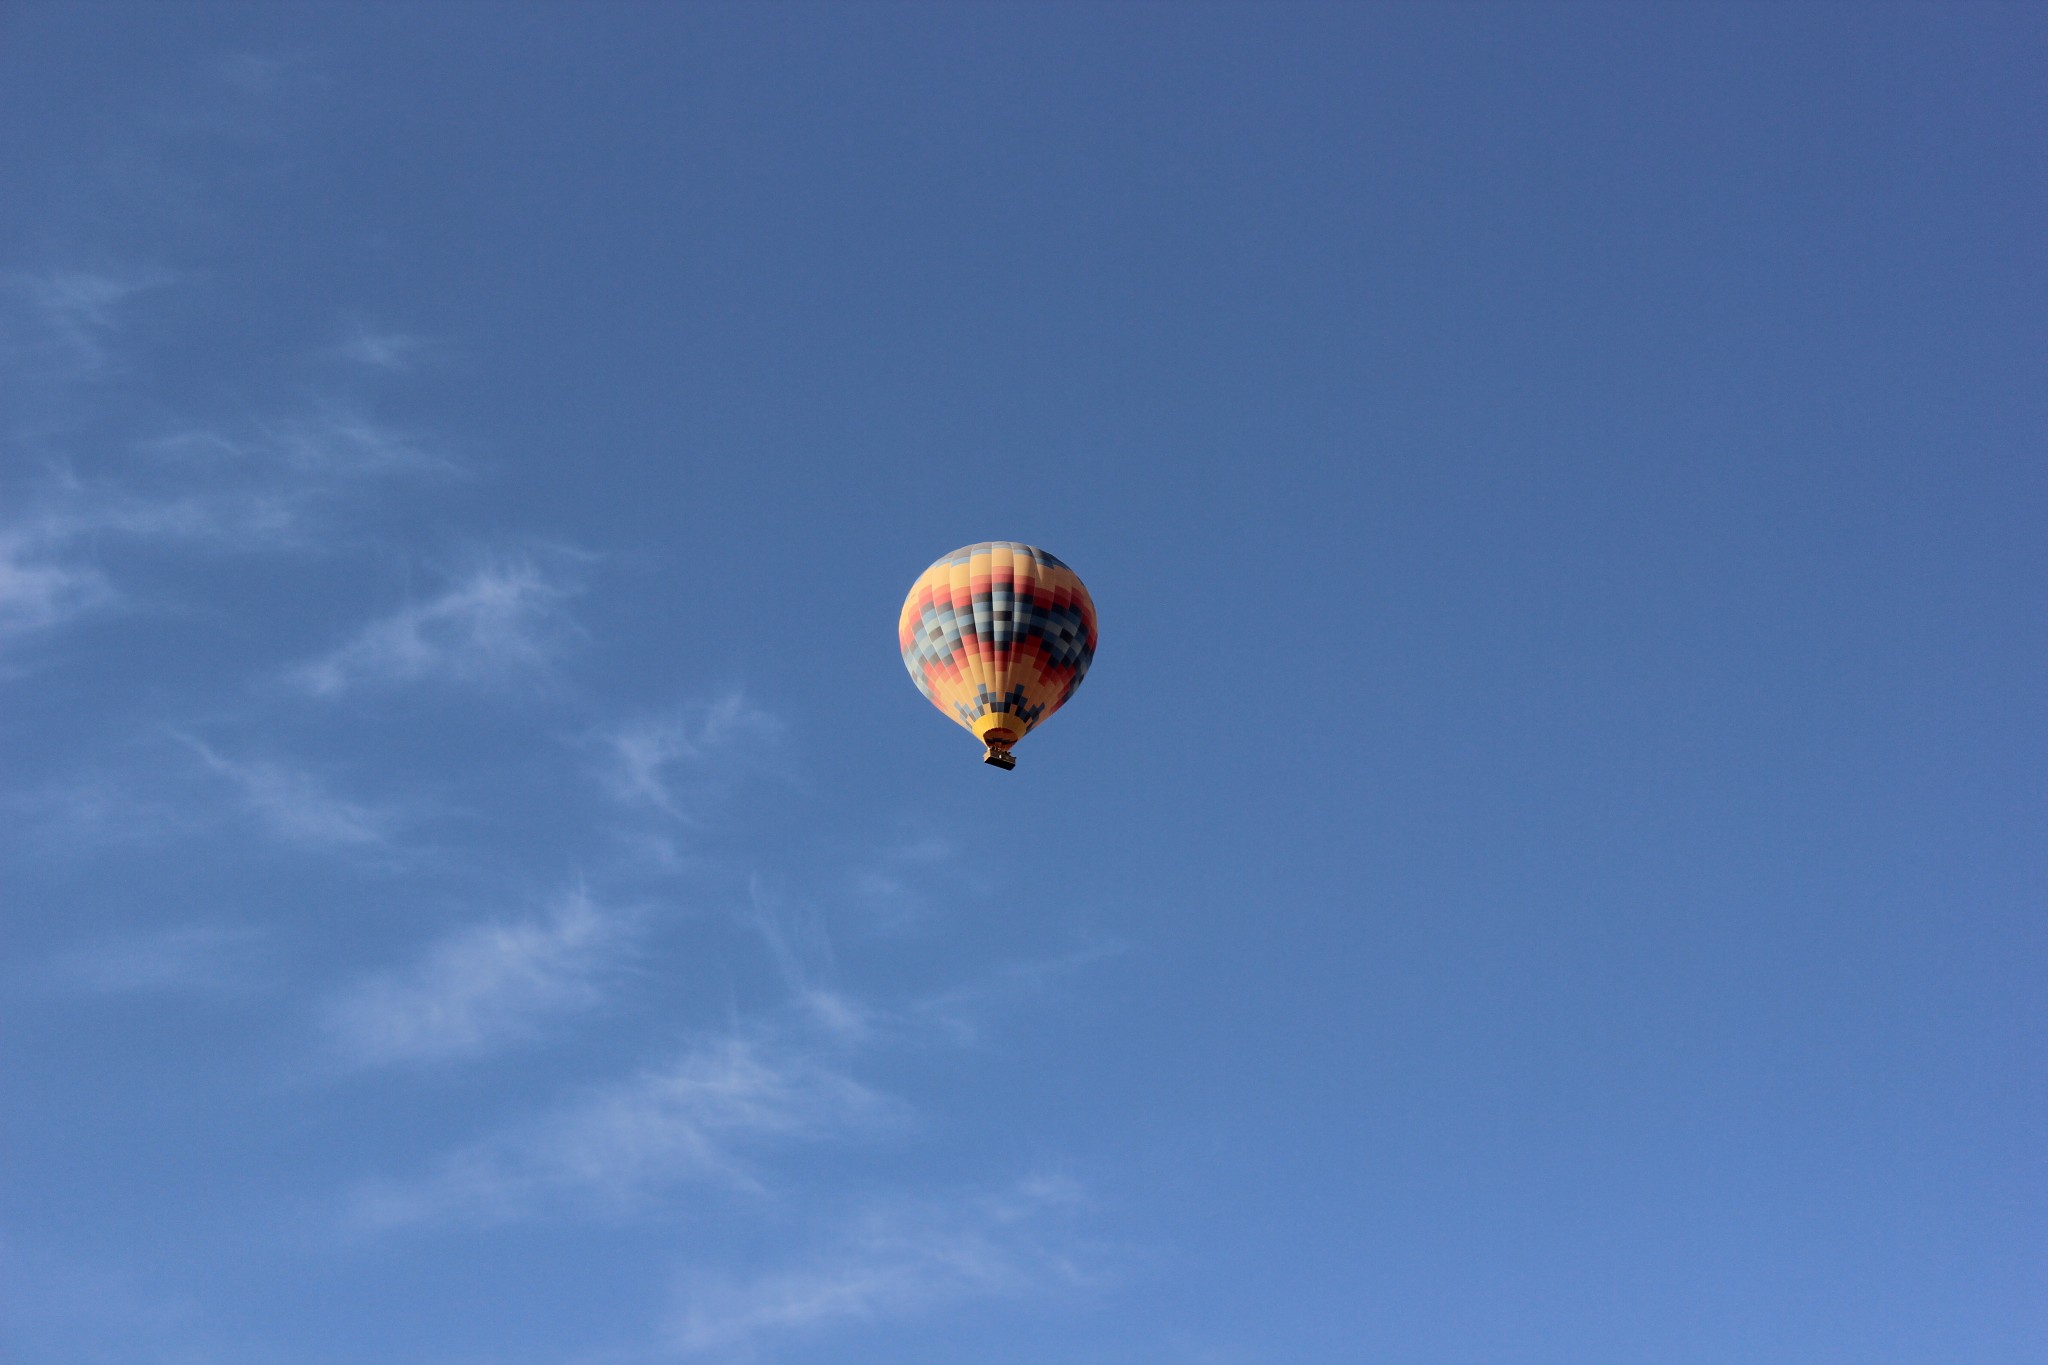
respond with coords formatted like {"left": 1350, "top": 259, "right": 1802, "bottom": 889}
{"left": 665, "top": 1176, "right": 1096, "bottom": 1360}
{"left": 347, "top": 1029, "right": 895, "bottom": 1232}
{"left": 290, "top": 554, "right": 582, "bottom": 697}
{"left": 322, "top": 888, "right": 637, "bottom": 1067}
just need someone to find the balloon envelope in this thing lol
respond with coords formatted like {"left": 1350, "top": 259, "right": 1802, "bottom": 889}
{"left": 898, "top": 542, "right": 1097, "bottom": 768}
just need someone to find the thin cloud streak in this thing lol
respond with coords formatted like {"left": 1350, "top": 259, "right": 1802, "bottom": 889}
{"left": 348, "top": 1030, "right": 893, "bottom": 1233}
{"left": 144, "top": 405, "right": 449, "bottom": 480}
{"left": 843, "top": 831, "right": 974, "bottom": 933}
{"left": 1, "top": 268, "right": 167, "bottom": 381}
{"left": 334, "top": 322, "right": 433, "bottom": 372}
{"left": 907, "top": 941, "right": 1127, "bottom": 1048}
{"left": 2, "top": 250, "right": 456, "bottom": 655}
{"left": 323, "top": 889, "right": 634, "bottom": 1067}
{"left": 600, "top": 694, "right": 785, "bottom": 821}
{"left": 0, "top": 538, "right": 109, "bottom": 640}
{"left": 743, "top": 878, "right": 868, "bottom": 1043}
{"left": 664, "top": 1177, "right": 1094, "bottom": 1359}
{"left": 4, "top": 407, "right": 447, "bottom": 553}
{"left": 291, "top": 556, "right": 578, "bottom": 696}
{"left": 181, "top": 736, "right": 398, "bottom": 849}
{"left": 0, "top": 405, "right": 453, "bottom": 654}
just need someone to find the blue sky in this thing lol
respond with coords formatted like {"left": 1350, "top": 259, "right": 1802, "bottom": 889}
{"left": 2, "top": 4, "right": 2042, "bottom": 1362}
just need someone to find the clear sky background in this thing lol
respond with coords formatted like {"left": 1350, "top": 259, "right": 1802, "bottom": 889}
{"left": 2, "top": 4, "right": 2042, "bottom": 1362}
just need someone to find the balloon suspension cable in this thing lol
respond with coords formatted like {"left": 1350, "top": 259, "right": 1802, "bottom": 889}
{"left": 981, "top": 740, "right": 1017, "bottom": 771}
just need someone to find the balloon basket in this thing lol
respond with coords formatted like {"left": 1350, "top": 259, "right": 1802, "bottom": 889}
{"left": 982, "top": 745, "right": 1017, "bottom": 771}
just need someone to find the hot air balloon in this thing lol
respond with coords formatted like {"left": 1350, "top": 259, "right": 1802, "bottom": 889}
{"left": 898, "top": 542, "right": 1097, "bottom": 769}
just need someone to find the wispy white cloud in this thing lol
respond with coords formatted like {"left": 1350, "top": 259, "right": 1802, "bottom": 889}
{"left": 187, "top": 50, "right": 331, "bottom": 135}
{"left": 0, "top": 536, "right": 110, "bottom": 640}
{"left": 334, "top": 321, "right": 433, "bottom": 372}
{"left": 664, "top": 1177, "right": 1094, "bottom": 1359}
{"left": 843, "top": 830, "right": 974, "bottom": 933}
{"left": 10, "top": 733, "right": 398, "bottom": 855}
{"left": 908, "top": 942, "right": 1126, "bottom": 1047}
{"left": 6, "top": 763, "right": 195, "bottom": 851}
{"left": 847, "top": 833, "right": 954, "bottom": 898}
{"left": 599, "top": 694, "right": 785, "bottom": 821}
{"left": 0, "top": 401, "right": 453, "bottom": 659}
{"left": 0, "top": 268, "right": 167, "bottom": 381}
{"left": 2, "top": 472, "right": 296, "bottom": 572}
{"left": 181, "top": 736, "right": 398, "bottom": 849}
{"left": 291, "top": 555, "right": 579, "bottom": 697}
{"left": 322, "top": 889, "right": 634, "bottom": 1067}
{"left": 349, "top": 1031, "right": 893, "bottom": 1232}
{"left": 0, "top": 244, "right": 456, "bottom": 660}
{"left": 143, "top": 404, "right": 447, "bottom": 481}
{"left": 3, "top": 403, "right": 444, "bottom": 546}
{"left": 742, "top": 878, "right": 868, "bottom": 1043}
{"left": 40, "top": 923, "right": 266, "bottom": 996}
{"left": 19, "top": 269, "right": 145, "bottom": 332}
{"left": 51, "top": 487, "right": 301, "bottom": 547}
